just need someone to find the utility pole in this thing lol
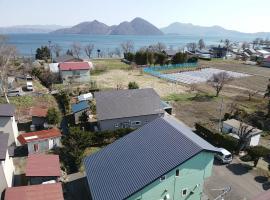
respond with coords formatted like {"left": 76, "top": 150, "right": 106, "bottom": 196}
{"left": 48, "top": 40, "right": 52, "bottom": 62}
{"left": 218, "top": 97, "right": 224, "bottom": 132}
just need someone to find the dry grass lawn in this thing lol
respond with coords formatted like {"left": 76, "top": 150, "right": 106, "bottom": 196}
{"left": 92, "top": 69, "right": 189, "bottom": 97}
{"left": 199, "top": 60, "right": 270, "bottom": 92}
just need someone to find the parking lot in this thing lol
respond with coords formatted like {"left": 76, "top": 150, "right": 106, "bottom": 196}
{"left": 204, "top": 158, "right": 266, "bottom": 200}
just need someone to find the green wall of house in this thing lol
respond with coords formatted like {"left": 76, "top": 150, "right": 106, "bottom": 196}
{"left": 127, "top": 151, "right": 214, "bottom": 200}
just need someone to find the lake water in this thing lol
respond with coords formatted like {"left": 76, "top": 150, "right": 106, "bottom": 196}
{"left": 6, "top": 33, "right": 256, "bottom": 57}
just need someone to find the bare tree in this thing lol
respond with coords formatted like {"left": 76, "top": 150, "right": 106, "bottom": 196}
{"left": 0, "top": 35, "right": 16, "bottom": 103}
{"left": 186, "top": 43, "right": 197, "bottom": 51}
{"left": 207, "top": 72, "right": 233, "bottom": 97}
{"left": 237, "top": 122, "right": 255, "bottom": 152}
{"left": 154, "top": 42, "right": 166, "bottom": 52}
{"left": 241, "top": 42, "right": 249, "bottom": 50}
{"left": 198, "top": 39, "right": 206, "bottom": 50}
{"left": 114, "top": 48, "right": 122, "bottom": 57}
{"left": 245, "top": 89, "right": 259, "bottom": 101}
{"left": 52, "top": 44, "right": 62, "bottom": 58}
{"left": 71, "top": 42, "right": 82, "bottom": 59}
{"left": 84, "top": 43, "right": 94, "bottom": 59}
{"left": 223, "top": 39, "right": 232, "bottom": 56}
{"left": 121, "top": 40, "right": 134, "bottom": 54}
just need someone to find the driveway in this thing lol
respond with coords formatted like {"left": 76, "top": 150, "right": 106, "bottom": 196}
{"left": 204, "top": 158, "right": 266, "bottom": 200}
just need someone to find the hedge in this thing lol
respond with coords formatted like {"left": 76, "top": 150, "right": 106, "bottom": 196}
{"left": 195, "top": 123, "right": 238, "bottom": 152}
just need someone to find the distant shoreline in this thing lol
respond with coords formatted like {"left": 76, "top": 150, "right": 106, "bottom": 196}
{"left": 6, "top": 33, "right": 256, "bottom": 57}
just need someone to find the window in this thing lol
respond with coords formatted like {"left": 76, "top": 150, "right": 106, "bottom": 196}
{"left": 160, "top": 175, "right": 166, "bottom": 181}
{"left": 53, "top": 139, "right": 57, "bottom": 147}
{"left": 176, "top": 169, "right": 180, "bottom": 177}
{"left": 72, "top": 71, "right": 80, "bottom": 76}
{"left": 131, "top": 121, "right": 141, "bottom": 126}
{"left": 34, "top": 144, "right": 39, "bottom": 152}
{"left": 181, "top": 188, "right": 188, "bottom": 197}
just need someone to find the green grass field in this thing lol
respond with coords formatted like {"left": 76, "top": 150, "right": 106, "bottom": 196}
{"left": 92, "top": 59, "right": 130, "bottom": 71}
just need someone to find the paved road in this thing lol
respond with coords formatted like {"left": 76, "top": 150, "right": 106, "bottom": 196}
{"left": 204, "top": 159, "right": 265, "bottom": 200}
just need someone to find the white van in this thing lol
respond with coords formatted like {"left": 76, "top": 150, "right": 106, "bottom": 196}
{"left": 215, "top": 148, "right": 233, "bottom": 164}
{"left": 7, "top": 89, "right": 23, "bottom": 97}
{"left": 26, "top": 81, "right": 33, "bottom": 91}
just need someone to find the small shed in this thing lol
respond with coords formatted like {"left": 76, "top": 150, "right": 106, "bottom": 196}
{"left": 26, "top": 154, "right": 61, "bottom": 185}
{"left": 78, "top": 92, "right": 93, "bottom": 102}
{"left": 222, "top": 119, "right": 262, "bottom": 147}
{"left": 4, "top": 183, "right": 64, "bottom": 200}
{"left": 30, "top": 107, "right": 48, "bottom": 128}
{"left": 17, "top": 128, "right": 62, "bottom": 154}
{"left": 72, "top": 101, "right": 90, "bottom": 124}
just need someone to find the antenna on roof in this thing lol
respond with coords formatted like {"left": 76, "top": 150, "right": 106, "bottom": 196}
{"left": 211, "top": 186, "right": 231, "bottom": 200}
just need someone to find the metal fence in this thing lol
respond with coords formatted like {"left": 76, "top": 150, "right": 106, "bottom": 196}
{"left": 143, "top": 63, "right": 198, "bottom": 83}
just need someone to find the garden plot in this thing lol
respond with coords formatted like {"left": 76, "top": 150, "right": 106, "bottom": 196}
{"left": 162, "top": 68, "right": 251, "bottom": 84}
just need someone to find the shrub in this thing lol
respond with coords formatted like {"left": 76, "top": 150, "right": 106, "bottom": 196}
{"left": 135, "top": 51, "right": 148, "bottom": 65}
{"left": 47, "top": 107, "right": 61, "bottom": 125}
{"left": 187, "top": 57, "right": 198, "bottom": 63}
{"left": 171, "top": 52, "right": 188, "bottom": 64}
{"left": 35, "top": 46, "right": 51, "bottom": 60}
{"left": 247, "top": 146, "right": 270, "bottom": 166}
{"left": 124, "top": 52, "right": 135, "bottom": 62}
{"left": 128, "top": 81, "right": 139, "bottom": 90}
{"left": 154, "top": 52, "right": 167, "bottom": 66}
{"left": 240, "top": 154, "right": 252, "bottom": 162}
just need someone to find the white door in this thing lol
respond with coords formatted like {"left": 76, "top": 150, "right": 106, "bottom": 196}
{"left": 48, "top": 139, "right": 53, "bottom": 149}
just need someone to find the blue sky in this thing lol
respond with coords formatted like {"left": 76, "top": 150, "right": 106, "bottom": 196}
{"left": 0, "top": 0, "right": 269, "bottom": 33}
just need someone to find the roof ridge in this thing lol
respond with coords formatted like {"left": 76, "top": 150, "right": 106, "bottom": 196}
{"left": 163, "top": 115, "right": 217, "bottom": 152}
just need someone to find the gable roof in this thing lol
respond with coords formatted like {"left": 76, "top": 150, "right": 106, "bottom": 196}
{"left": 0, "top": 133, "right": 9, "bottom": 160}
{"left": 26, "top": 154, "right": 61, "bottom": 177}
{"left": 30, "top": 107, "right": 48, "bottom": 117}
{"left": 223, "top": 119, "right": 262, "bottom": 136}
{"left": 94, "top": 88, "right": 164, "bottom": 121}
{"left": 84, "top": 115, "right": 217, "bottom": 200}
{"left": 4, "top": 183, "right": 64, "bottom": 200}
{"left": 0, "top": 104, "right": 15, "bottom": 117}
{"left": 59, "top": 62, "right": 90, "bottom": 71}
{"left": 17, "top": 128, "right": 61, "bottom": 145}
{"left": 72, "top": 101, "right": 90, "bottom": 113}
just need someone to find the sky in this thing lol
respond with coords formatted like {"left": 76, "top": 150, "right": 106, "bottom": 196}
{"left": 0, "top": 0, "right": 270, "bottom": 33}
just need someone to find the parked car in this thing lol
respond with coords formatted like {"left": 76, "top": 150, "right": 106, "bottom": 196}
{"left": 26, "top": 81, "right": 33, "bottom": 91}
{"left": 26, "top": 75, "right": 33, "bottom": 81}
{"left": 7, "top": 89, "right": 23, "bottom": 97}
{"left": 215, "top": 148, "right": 233, "bottom": 164}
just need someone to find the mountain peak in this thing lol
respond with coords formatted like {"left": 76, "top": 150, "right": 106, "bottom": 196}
{"left": 51, "top": 17, "right": 163, "bottom": 35}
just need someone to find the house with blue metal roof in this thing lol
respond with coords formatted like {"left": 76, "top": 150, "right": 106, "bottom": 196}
{"left": 84, "top": 115, "right": 218, "bottom": 200}
{"left": 71, "top": 101, "right": 90, "bottom": 124}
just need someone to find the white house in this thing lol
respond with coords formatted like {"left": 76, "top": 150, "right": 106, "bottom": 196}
{"left": 222, "top": 119, "right": 262, "bottom": 147}
{"left": 0, "top": 104, "right": 19, "bottom": 146}
{"left": 59, "top": 62, "right": 92, "bottom": 83}
{"left": 0, "top": 133, "right": 14, "bottom": 198}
